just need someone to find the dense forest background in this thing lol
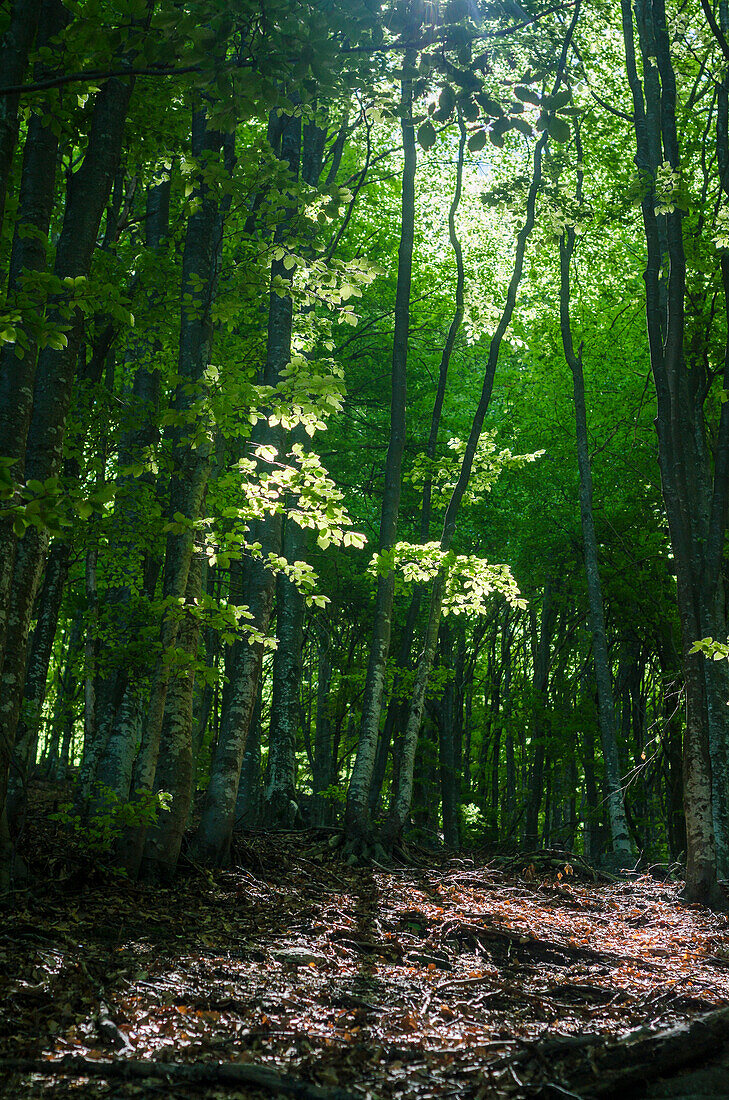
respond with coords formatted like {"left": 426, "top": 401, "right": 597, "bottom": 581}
{"left": 2, "top": 0, "right": 729, "bottom": 911}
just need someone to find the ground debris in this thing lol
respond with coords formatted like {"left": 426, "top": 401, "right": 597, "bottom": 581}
{"left": 2, "top": 831, "right": 729, "bottom": 1098}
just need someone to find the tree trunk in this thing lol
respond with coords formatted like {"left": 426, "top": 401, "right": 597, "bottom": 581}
{"left": 621, "top": 0, "right": 729, "bottom": 903}
{"left": 380, "top": 3, "right": 580, "bottom": 852}
{"left": 368, "top": 593, "right": 421, "bottom": 816}
{"left": 190, "top": 113, "right": 302, "bottom": 866}
{"left": 117, "top": 117, "right": 233, "bottom": 878}
{"left": 658, "top": 633, "right": 686, "bottom": 860}
{"left": 558, "top": 161, "right": 632, "bottom": 864}
{"left": 0, "top": 0, "right": 43, "bottom": 240}
{"left": 0, "top": 0, "right": 68, "bottom": 699}
{"left": 0, "top": 74, "right": 133, "bottom": 883}
{"left": 46, "top": 615, "right": 82, "bottom": 781}
{"left": 95, "top": 176, "right": 171, "bottom": 764}
{"left": 525, "top": 584, "right": 557, "bottom": 847}
{"left": 344, "top": 43, "right": 416, "bottom": 851}
{"left": 265, "top": 522, "right": 305, "bottom": 828}
{"left": 140, "top": 552, "right": 203, "bottom": 882}
{"left": 436, "top": 622, "right": 460, "bottom": 849}
{"left": 313, "top": 625, "right": 335, "bottom": 825}
{"left": 235, "top": 684, "right": 263, "bottom": 830}
{"left": 6, "top": 540, "right": 68, "bottom": 829}
{"left": 582, "top": 712, "right": 601, "bottom": 862}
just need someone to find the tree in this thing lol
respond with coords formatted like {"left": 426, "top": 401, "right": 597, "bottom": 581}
{"left": 621, "top": 0, "right": 729, "bottom": 905}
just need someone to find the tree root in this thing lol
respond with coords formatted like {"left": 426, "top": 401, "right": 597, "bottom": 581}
{"left": 337, "top": 832, "right": 392, "bottom": 868}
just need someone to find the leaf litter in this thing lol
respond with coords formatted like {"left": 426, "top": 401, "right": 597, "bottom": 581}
{"left": 2, "top": 830, "right": 729, "bottom": 1099}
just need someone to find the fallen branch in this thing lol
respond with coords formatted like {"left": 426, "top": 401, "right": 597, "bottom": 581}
{"left": 491, "top": 1005, "right": 729, "bottom": 1097}
{"left": 575, "top": 1005, "right": 729, "bottom": 1096}
{"left": 1, "top": 1056, "right": 360, "bottom": 1100}
{"left": 439, "top": 916, "right": 663, "bottom": 973}
{"left": 495, "top": 848, "right": 619, "bottom": 884}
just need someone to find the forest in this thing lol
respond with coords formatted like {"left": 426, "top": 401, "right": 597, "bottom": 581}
{"left": 5, "top": 0, "right": 729, "bottom": 1096}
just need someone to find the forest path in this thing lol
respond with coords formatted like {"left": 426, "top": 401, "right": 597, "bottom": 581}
{"left": 2, "top": 831, "right": 729, "bottom": 1099}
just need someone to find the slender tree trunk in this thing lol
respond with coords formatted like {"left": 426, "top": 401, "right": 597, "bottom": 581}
{"left": 191, "top": 562, "right": 218, "bottom": 788}
{"left": 47, "top": 616, "right": 82, "bottom": 781}
{"left": 622, "top": 0, "right": 729, "bottom": 904}
{"left": 436, "top": 622, "right": 460, "bottom": 848}
{"left": 117, "top": 118, "right": 233, "bottom": 878}
{"left": 83, "top": 529, "right": 99, "bottom": 776}
{"left": 235, "top": 684, "right": 263, "bottom": 830}
{"left": 381, "top": 1, "right": 579, "bottom": 851}
{"left": 261, "top": 118, "right": 328, "bottom": 830}
{"left": 582, "top": 709, "right": 600, "bottom": 862}
{"left": 658, "top": 634, "right": 686, "bottom": 860}
{"left": 6, "top": 541, "right": 69, "bottom": 828}
{"left": 463, "top": 673, "right": 474, "bottom": 801}
{"left": 344, "top": 43, "right": 417, "bottom": 851}
{"left": 190, "top": 114, "right": 301, "bottom": 866}
{"left": 502, "top": 610, "right": 515, "bottom": 837}
{"left": 313, "top": 624, "right": 334, "bottom": 825}
{"left": 0, "top": 75, "right": 133, "bottom": 882}
{"left": 368, "top": 593, "right": 420, "bottom": 816}
{"left": 265, "top": 522, "right": 305, "bottom": 828}
{"left": 140, "top": 552, "right": 203, "bottom": 882}
{"left": 0, "top": 0, "right": 66, "bottom": 460}
{"left": 479, "top": 631, "right": 502, "bottom": 839}
{"left": 0, "top": 0, "right": 68, "bottom": 691}
{"left": 0, "top": 0, "right": 43, "bottom": 240}
{"left": 525, "top": 584, "right": 557, "bottom": 847}
{"left": 558, "top": 152, "right": 632, "bottom": 863}
{"left": 411, "top": 715, "right": 439, "bottom": 843}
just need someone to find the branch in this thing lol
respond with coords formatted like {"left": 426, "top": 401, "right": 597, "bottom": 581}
{"left": 341, "top": 2, "right": 577, "bottom": 53}
{"left": 701, "top": 0, "right": 729, "bottom": 65}
{"left": 0, "top": 64, "right": 210, "bottom": 96}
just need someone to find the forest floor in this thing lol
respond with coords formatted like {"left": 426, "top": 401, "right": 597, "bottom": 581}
{"left": 3, "top": 799, "right": 729, "bottom": 1098}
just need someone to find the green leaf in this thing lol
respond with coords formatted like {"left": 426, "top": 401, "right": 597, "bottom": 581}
{"left": 489, "top": 117, "right": 511, "bottom": 147}
{"left": 417, "top": 120, "right": 437, "bottom": 150}
{"left": 514, "top": 85, "right": 541, "bottom": 106}
{"left": 543, "top": 88, "right": 571, "bottom": 110}
{"left": 547, "top": 116, "right": 571, "bottom": 143}
{"left": 433, "top": 85, "right": 455, "bottom": 123}
{"left": 475, "top": 92, "right": 503, "bottom": 117}
{"left": 468, "top": 129, "right": 488, "bottom": 152}
{"left": 459, "top": 94, "right": 479, "bottom": 122}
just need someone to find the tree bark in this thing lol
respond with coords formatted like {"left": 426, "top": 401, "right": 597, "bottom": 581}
{"left": 0, "top": 0, "right": 68, "bottom": 693}
{"left": 116, "top": 115, "right": 232, "bottom": 877}
{"left": 83, "top": 177, "right": 171, "bottom": 805}
{"left": 190, "top": 113, "right": 301, "bottom": 866}
{"left": 265, "top": 522, "right": 305, "bottom": 828}
{"left": 0, "top": 0, "right": 43, "bottom": 241}
{"left": 621, "top": 0, "right": 729, "bottom": 903}
{"left": 558, "top": 151, "right": 632, "bottom": 863}
{"left": 235, "top": 683, "right": 263, "bottom": 830}
{"left": 313, "top": 624, "right": 335, "bottom": 825}
{"left": 140, "top": 551, "right": 203, "bottom": 882}
{"left": 0, "top": 74, "right": 133, "bottom": 882}
{"left": 436, "top": 621, "right": 460, "bottom": 848}
{"left": 6, "top": 540, "right": 68, "bottom": 829}
{"left": 525, "top": 584, "right": 557, "bottom": 847}
{"left": 381, "top": 4, "right": 580, "bottom": 850}
{"left": 343, "top": 42, "right": 416, "bottom": 851}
